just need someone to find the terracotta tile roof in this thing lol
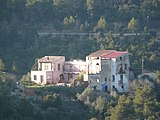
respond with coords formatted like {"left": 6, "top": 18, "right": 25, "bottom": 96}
{"left": 87, "top": 50, "right": 115, "bottom": 57}
{"left": 87, "top": 50, "right": 128, "bottom": 58}
{"left": 102, "top": 51, "right": 127, "bottom": 58}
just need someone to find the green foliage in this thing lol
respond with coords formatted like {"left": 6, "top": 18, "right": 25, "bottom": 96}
{"left": 26, "top": 0, "right": 39, "bottom": 6}
{"left": 86, "top": 0, "right": 94, "bottom": 10}
{"left": 133, "top": 85, "right": 160, "bottom": 119}
{"left": 0, "top": 59, "right": 5, "bottom": 71}
{"left": 94, "top": 17, "right": 107, "bottom": 32}
{"left": 128, "top": 17, "right": 139, "bottom": 32}
{"left": 0, "top": 81, "right": 11, "bottom": 96}
{"left": 0, "top": 1, "right": 160, "bottom": 119}
{"left": 156, "top": 70, "right": 160, "bottom": 84}
{"left": 94, "top": 96, "right": 106, "bottom": 113}
{"left": 77, "top": 87, "right": 94, "bottom": 104}
{"left": 64, "top": 16, "right": 76, "bottom": 28}
{"left": 53, "top": 0, "right": 62, "bottom": 6}
{"left": 43, "top": 94, "right": 62, "bottom": 109}
{"left": 77, "top": 87, "right": 115, "bottom": 119}
{"left": 155, "top": 70, "right": 160, "bottom": 100}
{"left": 21, "top": 72, "right": 31, "bottom": 82}
{"left": 0, "top": 0, "right": 159, "bottom": 74}
{"left": 90, "top": 117, "right": 97, "bottom": 120}
{"left": 109, "top": 95, "right": 134, "bottom": 120}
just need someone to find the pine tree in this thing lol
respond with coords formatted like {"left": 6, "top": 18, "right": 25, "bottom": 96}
{"left": 128, "top": 17, "right": 139, "bottom": 32}
{"left": 109, "top": 95, "right": 135, "bottom": 120}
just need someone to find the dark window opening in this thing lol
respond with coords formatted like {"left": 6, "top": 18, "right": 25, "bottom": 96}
{"left": 121, "top": 85, "right": 124, "bottom": 90}
{"left": 120, "top": 57, "right": 122, "bottom": 60}
{"left": 34, "top": 75, "right": 37, "bottom": 80}
{"left": 40, "top": 75, "right": 44, "bottom": 83}
{"left": 120, "top": 75, "right": 123, "bottom": 81}
{"left": 58, "top": 64, "right": 60, "bottom": 71}
{"left": 125, "top": 64, "right": 127, "bottom": 70}
{"left": 112, "top": 75, "right": 115, "bottom": 82}
{"left": 70, "top": 65, "right": 72, "bottom": 71}
{"left": 105, "top": 77, "right": 107, "bottom": 81}
{"left": 105, "top": 86, "right": 108, "bottom": 92}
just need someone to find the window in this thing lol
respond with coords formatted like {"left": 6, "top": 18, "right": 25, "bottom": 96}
{"left": 58, "top": 64, "right": 60, "bottom": 71}
{"left": 112, "top": 85, "right": 115, "bottom": 89}
{"left": 120, "top": 75, "right": 123, "bottom": 81}
{"left": 121, "top": 85, "right": 124, "bottom": 90}
{"left": 96, "top": 63, "right": 99, "bottom": 73}
{"left": 44, "top": 64, "right": 49, "bottom": 70}
{"left": 120, "top": 57, "right": 122, "bottom": 60}
{"left": 94, "top": 86, "right": 96, "bottom": 90}
{"left": 40, "top": 75, "right": 44, "bottom": 83}
{"left": 105, "top": 85, "right": 108, "bottom": 92}
{"left": 125, "top": 64, "right": 127, "bottom": 70}
{"left": 70, "top": 65, "right": 72, "bottom": 69}
{"left": 34, "top": 75, "right": 37, "bottom": 80}
{"left": 105, "top": 77, "right": 107, "bottom": 81}
{"left": 112, "top": 75, "right": 115, "bottom": 82}
{"left": 40, "top": 75, "right": 44, "bottom": 80}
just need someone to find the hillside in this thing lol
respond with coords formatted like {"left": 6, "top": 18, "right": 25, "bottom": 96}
{"left": 0, "top": 0, "right": 160, "bottom": 74}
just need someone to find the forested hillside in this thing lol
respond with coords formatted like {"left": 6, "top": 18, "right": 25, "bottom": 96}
{"left": 0, "top": 0, "right": 160, "bottom": 74}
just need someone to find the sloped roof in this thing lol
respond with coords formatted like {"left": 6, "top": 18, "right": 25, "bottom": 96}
{"left": 39, "top": 56, "right": 65, "bottom": 62}
{"left": 102, "top": 51, "right": 127, "bottom": 58}
{"left": 87, "top": 50, "right": 115, "bottom": 57}
{"left": 87, "top": 50, "right": 127, "bottom": 58}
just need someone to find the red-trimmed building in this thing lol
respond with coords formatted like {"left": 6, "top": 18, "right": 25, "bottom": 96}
{"left": 84, "top": 50, "right": 130, "bottom": 92}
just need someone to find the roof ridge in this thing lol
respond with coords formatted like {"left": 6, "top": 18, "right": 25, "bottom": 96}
{"left": 87, "top": 50, "right": 116, "bottom": 57}
{"left": 101, "top": 50, "right": 115, "bottom": 57}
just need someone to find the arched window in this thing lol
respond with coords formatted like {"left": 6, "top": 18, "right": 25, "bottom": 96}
{"left": 96, "top": 63, "right": 99, "bottom": 73}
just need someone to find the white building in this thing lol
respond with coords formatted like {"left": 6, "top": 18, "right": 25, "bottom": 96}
{"left": 84, "top": 50, "right": 130, "bottom": 92}
{"left": 31, "top": 56, "right": 65, "bottom": 85}
{"left": 31, "top": 50, "right": 130, "bottom": 92}
{"left": 63, "top": 60, "right": 87, "bottom": 83}
{"left": 31, "top": 57, "right": 86, "bottom": 85}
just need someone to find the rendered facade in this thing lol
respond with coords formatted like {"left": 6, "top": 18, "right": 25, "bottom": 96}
{"left": 84, "top": 50, "right": 130, "bottom": 92}
{"left": 31, "top": 50, "right": 130, "bottom": 92}
{"left": 31, "top": 56, "right": 65, "bottom": 85}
